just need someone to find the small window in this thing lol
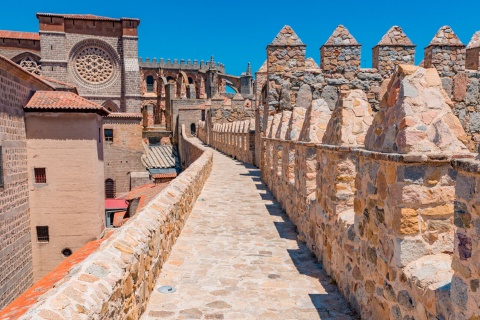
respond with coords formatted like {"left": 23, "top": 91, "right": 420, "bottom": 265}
{"left": 105, "top": 178, "right": 116, "bottom": 198}
{"left": 146, "top": 76, "right": 154, "bottom": 92}
{"left": 36, "top": 226, "right": 49, "bottom": 242}
{"left": 34, "top": 168, "right": 46, "bottom": 184}
{"left": 0, "top": 147, "right": 3, "bottom": 188}
{"left": 190, "top": 123, "right": 196, "bottom": 135}
{"left": 104, "top": 129, "right": 113, "bottom": 142}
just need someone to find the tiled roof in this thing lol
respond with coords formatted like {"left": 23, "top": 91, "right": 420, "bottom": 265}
{"left": 107, "top": 112, "right": 143, "bottom": 119}
{"left": 36, "top": 13, "right": 139, "bottom": 22}
{"left": 0, "top": 231, "right": 113, "bottom": 319}
{"left": 141, "top": 145, "right": 179, "bottom": 169}
{"left": 25, "top": 91, "right": 110, "bottom": 115}
{"left": 151, "top": 172, "right": 177, "bottom": 179}
{"left": 125, "top": 182, "right": 169, "bottom": 209}
{"left": 0, "top": 30, "right": 40, "bottom": 41}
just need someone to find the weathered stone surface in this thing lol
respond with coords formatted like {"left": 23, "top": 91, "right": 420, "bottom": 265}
{"left": 321, "top": 85, "right": 339, "bottom": 111}
{"left": 298, "top": 98, "right": 332, "bottom": 143}
{"left": 322, "top": 89, "right": 373, "bottom": 146}
{"left": 365, "top": 65, "right": 469, "bottom": 154}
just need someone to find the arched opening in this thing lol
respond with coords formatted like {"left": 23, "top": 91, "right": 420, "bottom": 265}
{"left": 105, "top": 178, "right": 116, "bottom": 198}
{"left": 188, "top": 77, "right": 194, "bottom": 84}
{"left": 146, "top": 75, "right": 154, "bottom": 92}
{"left": 190, "top": 123, "right": 196, "bottom": 136}
{"left": 225, "top": 85, "right": 237, "bottom": 94}
{"left": 167, "top": 76, "right": 175, "bottom": 84}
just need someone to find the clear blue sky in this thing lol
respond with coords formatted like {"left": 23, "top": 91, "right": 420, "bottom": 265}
{"left": 1, "top": 0, "right": 480, "bottom": 76}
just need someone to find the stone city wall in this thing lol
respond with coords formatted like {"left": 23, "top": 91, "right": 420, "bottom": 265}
{"left": 202, "top": 62, "right": 480, "bottom": 319}
{"left": 257, "top": 25, "right": 480, "bottom": 153}
{"left": 10, "top": 130, "right": 213, "bottom": 320}
{"left": 198, "top": 119, "right": 255, "bottom": 165}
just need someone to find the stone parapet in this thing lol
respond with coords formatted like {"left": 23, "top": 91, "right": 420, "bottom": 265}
{"left": 210, "top": 60, "right": 480, "bottom": 318}
{"left": 450, "top": 158, "right": 480, "bottom": 318}
{"left": 9, "top": 131, "right": 213, "bottom": 320}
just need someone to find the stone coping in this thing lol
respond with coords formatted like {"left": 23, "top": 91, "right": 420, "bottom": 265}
{"left": 451, "top": 157, "right": 480, "bottom": 173}
{"left": 14, "top": 135, "right": 213, "bottom": 320}
{"left": 262, "top": 137, "right": 476, "bottom": 163}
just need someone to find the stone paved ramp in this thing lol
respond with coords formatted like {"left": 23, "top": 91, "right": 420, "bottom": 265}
{"left": 141, "top": 148, "right": 356, "bottom": 320}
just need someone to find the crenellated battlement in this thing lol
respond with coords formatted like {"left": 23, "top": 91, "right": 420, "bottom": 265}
{"left": 258, "top": 24, "right": 480, "bottom": 151}
{"left": 138, "top": 56, "right": 226, "bottom": 73}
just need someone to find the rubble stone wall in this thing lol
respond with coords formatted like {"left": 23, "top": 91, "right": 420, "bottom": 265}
{"left": 14, "top": 130, "right": 213, "bottom": 320}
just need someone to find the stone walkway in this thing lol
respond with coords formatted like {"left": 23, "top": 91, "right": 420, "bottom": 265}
{"left": 141, "top": 147, "right": 356, "bottom": 320}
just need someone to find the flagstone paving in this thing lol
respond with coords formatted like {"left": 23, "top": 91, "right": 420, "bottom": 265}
{"left": 141, "top": 147, "right": 356, "bottom": 320}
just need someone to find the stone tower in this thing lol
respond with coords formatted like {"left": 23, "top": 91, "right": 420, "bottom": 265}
{"left": 320, "top": 25, "right": 361, "bottom": 79}
{"left": 372, "top": 26, "right": 416, "bottom": 79}
{"left": 36, "top": 13, "right": 142, "bottom": 112}
{"left": 266, "top": 25, "right": 306, "bottom": 112}
{"left": 424, "top": 26, "right": 466, "bottom": 77}
{"left": 466, "top": 31, "right": 480, "bottom": 71}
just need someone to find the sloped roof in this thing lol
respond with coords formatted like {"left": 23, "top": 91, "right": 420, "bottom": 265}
{"left": 467, "top": 31, "right": 480, "bottom": 49}
{"left": 0, "top": 30, "right": 40, "bottom": 41}
{"left": 106, "top": 112, "right": 143, "bottom": 119}
{"left": 152, "top": 172, "right": 177, "bottom": 179}
{"left": 25, "top": 91, "right": 110, "bottom": 115}
{"left": 270, "top": 25, "right": 304, "bottom": 46}
{"left": 39, "top": 76, "right": 78, "bottom": 93}
{"left": 376, "top": 26, "right": 414, "bottom": 46}
{"left": 324, "top": 25, "right": 359, "bottom": 46}
{"left": 125, "top": 182, "right": 168, "bottom": 203}
{"left": 428, "top": 26, "right": 464, "bottom": 47}
{"left": 141, "top": 144, "right": 179, "bottom": 169}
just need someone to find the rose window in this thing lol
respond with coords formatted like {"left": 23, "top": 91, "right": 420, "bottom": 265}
{"left": 19, "top": 57, "right": 41, "bottom": 75}
{"left": 74, "top": 47, "right": 114, "bottom": 84}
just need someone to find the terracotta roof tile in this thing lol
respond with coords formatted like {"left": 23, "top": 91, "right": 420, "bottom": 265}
{"left": 0, "top": 232, "right": 113, "bottom": 319}
{"left": 25, "top": 91, "right": 110, "bottom": 115}
{"left": 125, "top": 182, "right": 169, "bottom": 210}
{"left": 152, "top": 172, "right": 177, "bottom": 179}
{"left": 0, "top": 30, "right": 40, "bottom": 41}
{"left": 107, "top": 112, "right": 143, "bottom": 119}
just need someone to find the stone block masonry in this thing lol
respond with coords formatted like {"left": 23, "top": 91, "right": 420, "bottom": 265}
{"left": 8, "top": 129, "right": 212, "bottom": 319}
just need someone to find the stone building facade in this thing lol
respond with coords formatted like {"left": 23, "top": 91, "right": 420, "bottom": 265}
{"left": 103, "top": 113, "right": 145, "bottom": 196}
{"left": 0, "top": 56, "right": 53, "bottom": 309}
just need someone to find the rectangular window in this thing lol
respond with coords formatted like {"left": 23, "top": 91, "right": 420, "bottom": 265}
{"left": 36, "top": 226, "right": 49, "bottom": 242}
{"left": 34, "top": 168, "right": 46, "bottom": 184}
{"left": 0, "top": 147, "right": 3, "bottom": 188}
{"left": 104, "top": 129, "right": 113, "bottom": 142}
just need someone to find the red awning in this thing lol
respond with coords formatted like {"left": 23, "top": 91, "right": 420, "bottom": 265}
{"left": 105, "top": 199, "right": 128, "bottom": 210}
